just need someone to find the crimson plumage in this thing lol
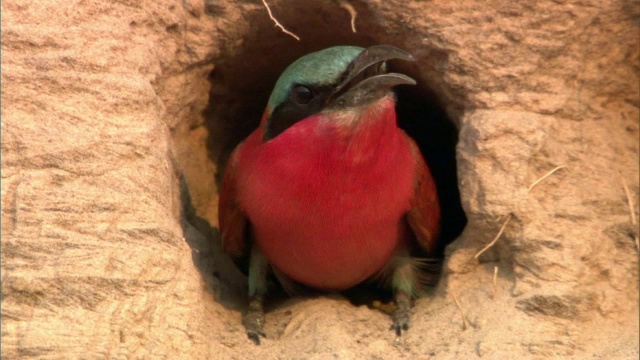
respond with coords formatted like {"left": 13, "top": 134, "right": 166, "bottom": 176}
{"left": 218, "top": 45, "right": 440, "bottom": 344}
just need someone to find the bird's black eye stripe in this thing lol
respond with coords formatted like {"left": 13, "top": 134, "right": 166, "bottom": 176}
{"left": 292, "top": 84, "right": 314, "bottom": 105}
{"left": 264, "top": 84, "right": 332, "bottom": 141}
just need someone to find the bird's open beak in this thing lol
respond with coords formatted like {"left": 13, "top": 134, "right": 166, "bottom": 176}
{"left": 329, "top": 45, "right": 416, "bottom": 108}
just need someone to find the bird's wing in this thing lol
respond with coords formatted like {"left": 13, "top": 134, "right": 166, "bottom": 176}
{"left": 404, "top": 133, "right": 441, "bottom": 254}
{"left": 218, "top": 148, "right": 249, "bottom": 258}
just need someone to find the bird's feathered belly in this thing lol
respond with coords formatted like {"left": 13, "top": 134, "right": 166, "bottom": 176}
{"left": 236, "top": 110, "right": 415, "bottom": 290}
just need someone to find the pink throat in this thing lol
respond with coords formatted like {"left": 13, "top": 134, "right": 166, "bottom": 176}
{"left": 236, "top": 97, "right": 416, "bottom": 290}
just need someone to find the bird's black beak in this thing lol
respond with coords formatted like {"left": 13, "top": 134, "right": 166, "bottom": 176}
{"left": 329, "top": 45, "right": 416, "bottom": 108}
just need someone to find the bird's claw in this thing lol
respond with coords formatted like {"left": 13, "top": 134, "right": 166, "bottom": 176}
{"left": 243, "top": 305, "right": 266, "bottom": 345}
{"left": 390, "top": 290, "right": 412, "bottom": 336}
{"left": 247, "top": 329, "right": 265, "bottom": 345}
{"left": 390, "top": 309, "right": 410, "bottom": 336}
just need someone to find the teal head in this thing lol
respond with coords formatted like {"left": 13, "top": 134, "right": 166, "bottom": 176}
{"left": 263, "top": 45, "right": 417, "bottom": 141}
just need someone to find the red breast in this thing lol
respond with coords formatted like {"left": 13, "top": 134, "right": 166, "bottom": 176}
{"left": 235, "top": 97, "right": 416, "bottom": 290}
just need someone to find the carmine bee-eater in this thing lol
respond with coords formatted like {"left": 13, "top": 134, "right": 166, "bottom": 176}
{"left": 219, "top": 45, "right": 441, "bottom": 344}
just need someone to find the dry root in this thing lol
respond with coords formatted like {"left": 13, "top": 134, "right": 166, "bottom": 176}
{"left": 261, "top": 0, "right": 301, "bottom": 41}
{"left": 338, "top": 0, "right": 358, "bottom": 33}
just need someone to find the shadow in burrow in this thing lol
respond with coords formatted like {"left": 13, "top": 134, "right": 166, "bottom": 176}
{"left": 180, "top": 175, "right": 303, "bottom": 314}
{"left": 184, "top": 1, "right": 468, "bottom": 311}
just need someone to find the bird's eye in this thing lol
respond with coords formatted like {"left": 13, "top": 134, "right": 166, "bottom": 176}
{"left": 292, "top": 85, "right": 313, "bottom": 105}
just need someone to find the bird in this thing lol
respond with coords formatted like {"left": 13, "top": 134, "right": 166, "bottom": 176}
{"left": 218, "top": 45, "right": 441, "bottom": 345}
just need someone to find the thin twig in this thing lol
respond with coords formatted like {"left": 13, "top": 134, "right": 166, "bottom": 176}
{"left": 492, "top": 266, "right": 498, "bottom": 300}
{"left": 449, "top": 290, "right": 468, "bottom": 330}
{"left": 338, "top": 0, "right": 358, "bottom": 33}
{"left": 621, "top": 176, "right": 637, "bottom": 226}
{"left": 621, "top": 176, "right": 639, "bottom": 251}
{"left": 528, "top": 166, "right": 567, "bottom": 192}
{"left": 474, "top": 215, "right": 512, "bottom": 259}
{"left": 261, "top": 0, "right": 300, "bottom": 41}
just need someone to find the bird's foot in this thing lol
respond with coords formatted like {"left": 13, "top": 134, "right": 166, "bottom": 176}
{"left": 243, "top": 295, "right": 266, "bottom": 345}
{"left": 244, "top": 313, "right": 265, "bottom": 345}
{"left": 390, "top": 290, "right": 411, "bottom": 336}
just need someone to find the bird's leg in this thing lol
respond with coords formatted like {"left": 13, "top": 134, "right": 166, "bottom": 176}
{"left": 392, "top": 288, "right": 412, "bottom": 336}
{"left": 244, "top": 245, "right": 268, "bottom": 345}
{"left": 390, "top": 254, "right": 416, "bottom": 336}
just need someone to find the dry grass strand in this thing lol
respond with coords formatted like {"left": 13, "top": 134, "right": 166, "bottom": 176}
{"left": 474, "top": 215, "right": 512, "bottom": 259}
{"left": 621, "top": 176, "right": 637, "bottom": 226}
{"left": 528, "top": 166, "right": 567, "bottom": 192}
{"left": 620, "top": 176, "right": 639, "bottom": 251}
{"left": 449, "top": 290, "right": 469, "bottom": 330}
{"left": 492, "top": 265, "right": 498, "bottom": 300}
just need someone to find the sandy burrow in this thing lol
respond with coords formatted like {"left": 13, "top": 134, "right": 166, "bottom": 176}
{"left": 1, "top": 0, "right": 638, "bottom": 359}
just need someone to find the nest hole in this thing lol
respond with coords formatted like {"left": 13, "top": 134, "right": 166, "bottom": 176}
{"left": 197, "top": 1, "right": 467, "bottom": 301}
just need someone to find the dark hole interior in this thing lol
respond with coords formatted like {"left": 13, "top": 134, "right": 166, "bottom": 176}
{"left": 201, "top": 2, "right": 467, "bottom": 304}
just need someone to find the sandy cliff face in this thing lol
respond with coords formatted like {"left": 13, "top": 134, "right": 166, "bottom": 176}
{"left": 2, "top": 0, "right": 638, "bottom": 359}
